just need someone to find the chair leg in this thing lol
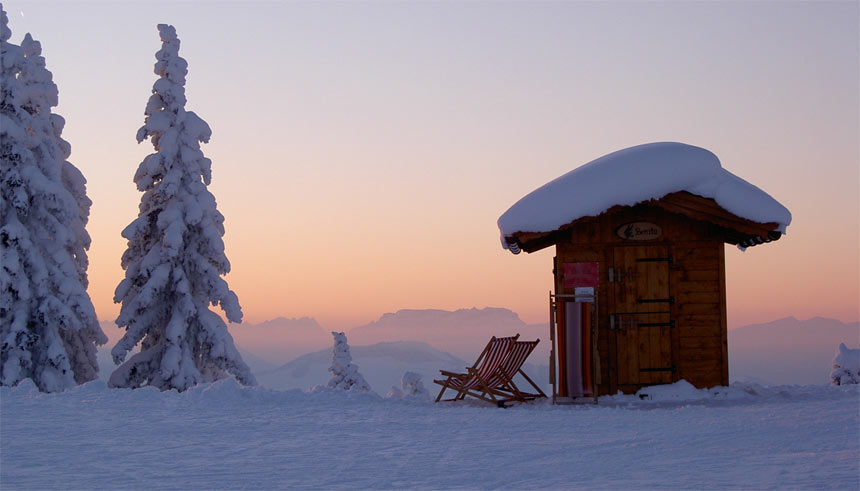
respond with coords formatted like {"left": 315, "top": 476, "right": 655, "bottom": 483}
{"left": 497, "top": 368, "right": 527, "bottom": 403}
{"left": 518, "top": 369, "right": 547, "bottom": 398}
{"left": 435, "top": 376, "right": 453, "bottom": 402}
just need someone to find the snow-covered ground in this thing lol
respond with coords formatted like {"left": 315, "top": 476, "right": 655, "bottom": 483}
{"left": 2, "top": 380, "right": 857, "bottom": 489}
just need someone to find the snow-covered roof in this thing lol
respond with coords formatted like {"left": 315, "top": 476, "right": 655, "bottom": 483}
{"left": 498, "top": 142, "right": 791, "bottom": 251}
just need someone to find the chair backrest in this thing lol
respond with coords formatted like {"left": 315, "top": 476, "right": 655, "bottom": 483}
{"left": 489, "top": 339, "right": 540, "bottom": 387}
{"left": 470, "top": 335, "right": 519, "bottom": 382}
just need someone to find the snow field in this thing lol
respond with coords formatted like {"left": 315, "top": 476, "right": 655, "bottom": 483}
{"left": 2, "top": 380, "right": 857, "bottom": 489}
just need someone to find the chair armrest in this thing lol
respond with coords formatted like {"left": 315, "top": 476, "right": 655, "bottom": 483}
{"left": 439, "top": 370, "right": 467, "bottom": 378}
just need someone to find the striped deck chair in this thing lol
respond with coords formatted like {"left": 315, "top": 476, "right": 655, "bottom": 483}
{"left": 488, "top": 339, "right": 547, "bottom": 404}
{"left": 433, "top": 335, "right": 519, "bottom": 406}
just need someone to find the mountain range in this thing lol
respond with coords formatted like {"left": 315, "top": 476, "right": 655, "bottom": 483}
{"left": 227, "top": 316, "right": 331, "bottom": 366}
{"left": 728, "top": 316, "right": 859, "bottom": 385}
{"left": 95, "top": 310, "right": 857, "bottom": 389}
{"left": 347, "top": 307, "right": 548, "bottom": 362}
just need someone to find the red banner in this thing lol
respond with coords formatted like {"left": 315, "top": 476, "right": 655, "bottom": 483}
{"left": 562, "top": 262, "right": 599, "bottom": 288}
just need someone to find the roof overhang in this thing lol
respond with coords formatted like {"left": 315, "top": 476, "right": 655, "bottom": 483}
{"left": 504, "top": 191, "right": 781, "bottom": 254}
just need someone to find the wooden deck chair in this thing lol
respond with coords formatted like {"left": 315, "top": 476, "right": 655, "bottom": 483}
{"left": 489, "top": 339, "right": 547, "bottom": 404}
{"left": 433, "top": 335, "right": 519, "bottom": 406}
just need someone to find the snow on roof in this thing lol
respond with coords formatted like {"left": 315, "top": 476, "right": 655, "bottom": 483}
{"left": 498, "top": 142, "right": 792, "bottom": 249}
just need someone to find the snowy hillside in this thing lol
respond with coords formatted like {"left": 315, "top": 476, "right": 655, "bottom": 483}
{"left": 2, "top": 380, "right": 857, "bottom": 489}
{"left": 347, "top": 307, "right": 547, "bottom": 361}
{"left": 729, "top": 317, "right": 860, "bottom": 385}
{"left": 255, "top": 341, "right": 470, "bottom": 393}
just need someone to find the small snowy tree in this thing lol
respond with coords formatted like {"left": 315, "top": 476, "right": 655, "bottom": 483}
{"left": 400, "top": 371, "right": 430, "bottom": 400}
{"left": 0, "top": 10, "right": 106, "bottom": 392}
{"left": 327, "top": 332, "right": 370, "bottom": 392}
{"left": 110, "top": 25, "right": 255, "bottom": 391}
{"left": 830, "top": 343, "right": 859, "bottom": 386}
{"left": 385, "top": 372, "right": 430, "bottom": 401}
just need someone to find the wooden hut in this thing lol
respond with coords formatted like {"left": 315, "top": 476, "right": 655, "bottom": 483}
{"left": 497, "top": 142, "right": 791, "bottom": 400}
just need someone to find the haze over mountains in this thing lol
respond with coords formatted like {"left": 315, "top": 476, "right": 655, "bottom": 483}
{"left": 347, "top": 307, "right": 547, "bottom": 362}
{"left": 96, "top": 310, "right": 857, "bottom": 389}
{"left": 254, "top": 341, "right": 470, "bottom": 393}
{"left": 229, "top": 316, "right": 331, "bottom": 366}
{"left": 226, "top": 307, "right": 547, "bottom": 366}
{"left": 728, "top": 316, "right": 859, "bottom": 385}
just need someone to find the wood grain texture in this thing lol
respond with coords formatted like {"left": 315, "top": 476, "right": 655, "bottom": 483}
{"left": 545, "top": 205, "right": 731, "bottom": 395}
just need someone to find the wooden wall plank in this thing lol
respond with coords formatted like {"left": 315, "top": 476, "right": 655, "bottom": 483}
{"left": 676, "top": 280, "right": 720, "bottom": 292}
{"left": 678, "top": 291, "right": 721, "bottom": 304}
{"left": 679, "top": 358, "right": 722, "bottom": 372}
{"left": 680, "top": 270, "right": 720, "bottom": 282}
{"left": 718, "top": 243, "right": 729, "bottom": 386}
{"left": 679, "top": 336, "right": 722, "bottom": 349}
{"left": 678, "top": 324, "right": 722, "bottom": 338}
{"left": 679, "top": 348, "right": 723, "bottom": 363}
{"left": 676, "top": 303, "right": 721, "bottom": 315}
{"left": 675, "top": 313, "right": 721, "bottom": 326}
{"left": 550, "top": 206, "right": 730, "bottom": 395}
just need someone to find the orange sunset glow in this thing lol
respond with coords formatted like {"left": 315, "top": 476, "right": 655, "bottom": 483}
{"left": 6, "top": 1, "right": 858, "bottom": 334}
{"left": 2, "top": 3, "right": 859, "bottom": 489}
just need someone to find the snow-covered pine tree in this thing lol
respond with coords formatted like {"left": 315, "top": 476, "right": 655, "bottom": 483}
{"left": 0, "top": 8, "right": 106, "bottom": 392}
{"left": 400, "top": 371, "right": 430, "bottom": 400}
{"left": 327, "top": 332, "right": 371, "bottom": 392}
{"left": 830, "top": 343, "right": 859, "bottom": 386}
{"left": 19, "top": 32, "right": 106, "bottom": 385}
{"left": 110, "top": 24, "right": 255, "bottom": 391}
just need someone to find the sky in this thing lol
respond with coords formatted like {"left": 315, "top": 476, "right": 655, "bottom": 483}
{"left": 3, "top": 1, "right": 858, "bottom": 332}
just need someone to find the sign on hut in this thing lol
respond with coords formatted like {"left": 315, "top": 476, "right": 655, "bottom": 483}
{"left": 498, "top": 142, "right": 791, "bottom": 402}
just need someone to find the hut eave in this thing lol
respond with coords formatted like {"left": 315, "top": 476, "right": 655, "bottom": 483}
{"left": 504, "top": 191, "right": 782, "bottom": 254}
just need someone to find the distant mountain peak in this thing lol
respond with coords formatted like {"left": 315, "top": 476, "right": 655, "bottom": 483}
{"left": 375, "top": 307, "right": 521, "bottom": 324}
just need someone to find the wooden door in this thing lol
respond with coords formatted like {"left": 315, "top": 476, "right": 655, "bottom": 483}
{"left": 611, "top": 246, "right": 674, "bottom": 389}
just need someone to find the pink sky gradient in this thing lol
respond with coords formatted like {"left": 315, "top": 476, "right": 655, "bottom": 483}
{"left": 5, "top": 1, "right": 858, "bottom": 332}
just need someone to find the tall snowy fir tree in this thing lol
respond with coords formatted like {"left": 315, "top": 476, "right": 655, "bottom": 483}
{"left": 0, "top": 6, "right": 106, "bottom": 392}
{"left": 110, "top": 25, "right": 255, "bottom": 391}
{"left": 19, "top": 33, "right": 106, "bottom": 385}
